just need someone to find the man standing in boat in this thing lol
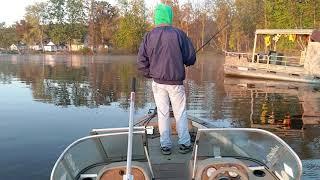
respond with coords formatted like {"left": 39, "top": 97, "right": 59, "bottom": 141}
{"left": 137, "top": 2, "right": 196, "bottom": 155}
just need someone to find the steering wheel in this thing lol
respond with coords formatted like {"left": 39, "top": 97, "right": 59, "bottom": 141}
{"left": 208, "top": 167, "right": 248, "bottom": 180}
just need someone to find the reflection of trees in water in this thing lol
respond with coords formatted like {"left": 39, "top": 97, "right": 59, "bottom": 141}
{"left": 185, "top": 54, "right": 229, "bottom": 122}
{"left": 0, "top": 60, "right": 17, "bottom": 84}
{"left": 226, "top": 89, "right": 304, "bottom": 129}
{"left": 0, "top": 57, "right": 152, "bottom": 109}
{"left": 254, "top": 93, "right": 303, "bottom": 128}
{"left": 223, "top": 80, "right": 320, "bottom": 159}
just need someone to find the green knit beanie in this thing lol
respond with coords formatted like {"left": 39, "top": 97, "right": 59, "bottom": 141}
{"left": 154, "top": 3, "right": 173, "bottom": 26}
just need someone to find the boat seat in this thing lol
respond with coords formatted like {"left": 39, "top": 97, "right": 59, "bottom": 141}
{"left": 97, "top": 161, "right": 152, "bottom": 180}
{"left": 194, "top": 158, "right": 249, "bottom": 180}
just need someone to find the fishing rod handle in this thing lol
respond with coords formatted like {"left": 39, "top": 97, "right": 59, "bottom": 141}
{"left": 131, "top": 77, "right": 136, "bottom": 93}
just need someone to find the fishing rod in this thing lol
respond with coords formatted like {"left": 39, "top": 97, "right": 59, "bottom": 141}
{"left": 194, "top": 23, "right": 230, "bottom": 54}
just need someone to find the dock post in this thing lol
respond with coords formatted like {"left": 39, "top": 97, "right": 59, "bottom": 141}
{"left": 252, "top": 33, "right": 258, "bottom": 63}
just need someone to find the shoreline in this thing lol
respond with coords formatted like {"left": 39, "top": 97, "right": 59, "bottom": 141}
{"left": 0, "top": 49, "right": 222, "bottom": 56}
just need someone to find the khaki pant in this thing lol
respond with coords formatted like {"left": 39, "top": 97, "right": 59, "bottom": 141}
{"left": 152, "top": 81, "right": 190, "bottom": 148}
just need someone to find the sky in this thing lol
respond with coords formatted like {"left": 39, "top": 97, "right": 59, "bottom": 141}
{"left": 0, "top": 0, "right": 46, "bottom": 25}
{"left": 0, "top": 0, "right": 158, "bottom": 25}
{"left": 0, "top": 0, "right": 190, "bottom": 26}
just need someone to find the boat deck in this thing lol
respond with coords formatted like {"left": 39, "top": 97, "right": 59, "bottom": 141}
{"left": 149, "top": 136, "right": 192, "bottom": 180}
{"left": 145, "top": 116, "right": 198, "bottom": 180}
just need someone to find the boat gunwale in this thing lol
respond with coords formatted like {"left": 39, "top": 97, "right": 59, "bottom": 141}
{"left": 50, "top": 129, "right": 146, "bottom": 180}
{"left": 194, "top": 128, "right": 303, "bottom": 179}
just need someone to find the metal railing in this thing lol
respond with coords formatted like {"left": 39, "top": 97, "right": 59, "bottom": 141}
{"left": 224, "top": 51, "right": 250, "bottom": 59}
{"left": 255, "top": 54, "right": 302, "bottom": 68}
{"left": 225, "top": 51, "right": 302, "bottom": 68}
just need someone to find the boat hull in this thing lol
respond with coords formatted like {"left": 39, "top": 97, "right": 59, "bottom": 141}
{"left": 224, "top": 65, "right": 320, "bottom": 84}
{"left": 50, "top": 113, "right": 303, "bottom": 180}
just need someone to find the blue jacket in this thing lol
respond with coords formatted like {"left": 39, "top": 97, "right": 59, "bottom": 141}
{"left": 137, "top": 26, "right": 196, "bottom": 85}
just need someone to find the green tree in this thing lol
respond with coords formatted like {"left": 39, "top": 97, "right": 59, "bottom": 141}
{"left": 24, "top": 2, "right": 48, "bottom": 46}
{"left": 265, "top": 0, "right": 295, "bottom": 29}
{"left": 213, "top": 0, "right": 232, "bottom": 50}
{"left": 88, "top": 0, "right": 118, "bottom": 50}
{"left": 65, "top": 0, "right": 87, "bottom": 49}
{"left": 0, "top": 23, "right": 18, "bottom": 48}
{"left": 113, "top": 0, "right": 147, "bottom": 52}
{"left": 228, "top": 0, "right": 264, "bottom": 52}
{"left": 15, "top": 20, "right": 31, "bottom": 43}
{"left": 48, "top": 0, "right": 67, "bottom": 44}
{"left": 96, "top": 1, "right": 118, "bottom": 46}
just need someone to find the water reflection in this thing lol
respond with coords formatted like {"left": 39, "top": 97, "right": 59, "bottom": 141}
{"left": 0, "top": 55, "right": 154, "bottom": 109}
{"left": 223, "top": 77, "right": 320, "bottom": 159}
{"left": 0, "top": 54, "right": 319, "bottom": 179}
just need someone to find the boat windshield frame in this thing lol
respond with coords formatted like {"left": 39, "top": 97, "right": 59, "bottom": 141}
{"left": 191, "top": 128, "right": 303, "bottom": 179}
{"left": 50, "top": 127, "right": 148, "bottom": 180}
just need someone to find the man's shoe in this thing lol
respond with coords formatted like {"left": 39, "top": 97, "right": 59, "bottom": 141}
{"left": 178, "top": 144, "right": 192, "bottom": 154}
{"left": 161, "top": 146, "right": 171, "bottom": 155}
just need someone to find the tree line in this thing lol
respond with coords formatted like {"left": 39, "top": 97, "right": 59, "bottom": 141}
{"left": 0, "top": 0, "right": 319, "bottom": 53}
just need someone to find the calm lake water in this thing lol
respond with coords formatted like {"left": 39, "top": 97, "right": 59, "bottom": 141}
{"left": 0, "top": 54, "right": 319, "bottom": 179}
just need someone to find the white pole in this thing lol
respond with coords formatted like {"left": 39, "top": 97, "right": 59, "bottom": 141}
{"left": 252, "top": 33, "right": 258, "bottom": 63}
{"left": 124, "top": 78, "right": 136, "bottom": 180}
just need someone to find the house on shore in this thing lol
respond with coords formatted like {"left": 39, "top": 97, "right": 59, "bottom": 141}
{"left": 44, "top": 41, "right": 57, "bottom": 52}
{"left": 29, "top": 44, "right": 42, "bottom": 51}
{"left": 10, "top": 44, "right": 27, "bottom": 51}
{"left": 69, "top": 44, "right": 84, "bottom": 51}
{"left": 10, "top": 44, "right": 18, "bottom": 51}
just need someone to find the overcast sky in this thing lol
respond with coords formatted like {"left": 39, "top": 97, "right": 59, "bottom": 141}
{"left": 0, "top": 0, "right": 44, "bottom": 25}
{"left": 0, "top": 0, "right": 191, "bottom": 26}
